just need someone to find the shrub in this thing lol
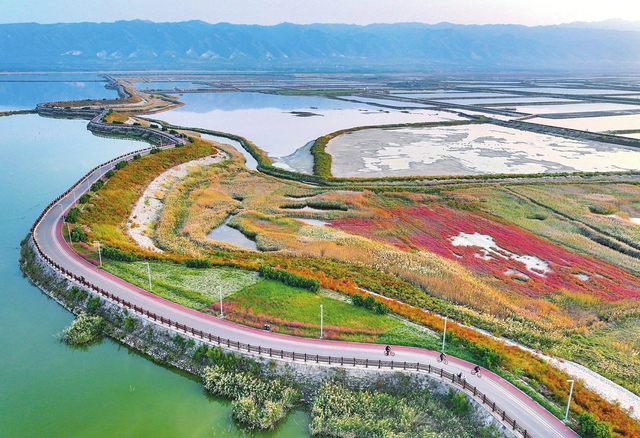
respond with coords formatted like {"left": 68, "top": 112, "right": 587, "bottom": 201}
{"left": 133, "top": 153, "right": 141, "bottom": 160}
{"left": 78, "top": 194, "right": 90, "bottom": 204}
{"left": 101, "top": 246, "right": 137, "bottom": 262}
{"left": 446, "top": 389, "right": 471, "bottom": 415}
{"left": 149, "top": 148, "right": 161, "bottom": 154}
{"left": 86, "top": 296, "right": 101, "bottom": 314}
{"left": 588, "top": 203, "right": 617, "bottom": 215}
{"left": 578, "top": 413, "right": 613, "bottom": 438}
{"left": 114, "top": 160, "right": 129, "bottom": 170}
{"left": 90, "top": 179, "right": 104, "bottom": 192}
{"left": 185, "top": 258, "right": 213, "bottom": 269}
{"left": 123, "top": 316, "right": 137, "bottom": 332}
{"left": 65, "top": 207, "right": 80, "bottom": 223}
{"left": 352, "top": 294, "right": 389, "bottom": 315}
{"left": 70, "top": 225, "right": 88, "bottom": 242}
{"left": 258, "top": 266, "right": 320, "bottom": 292}
{"left": 203, "top": 365, "right": 299, "bottom": 430}
{"left": 67, "top": 286, "right": 88, "bottom": 303}
{"left": 59, "top": 313, "right": 103, "bottom": 346}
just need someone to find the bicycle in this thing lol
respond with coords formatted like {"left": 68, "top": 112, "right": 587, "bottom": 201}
{"left": 471, "top": 368, "right": 482, "bottom": 378}
{"left": 384, "top": 349, "right": 395, "bottom": 356}
{"left": 436, "top": 355, "right": 448, "bottom": 365}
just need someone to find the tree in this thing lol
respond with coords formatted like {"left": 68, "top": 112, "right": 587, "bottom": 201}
{"left": 578, "top": 413, "right": 613, "bottom": 438}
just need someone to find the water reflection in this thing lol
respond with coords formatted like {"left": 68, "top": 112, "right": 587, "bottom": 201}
{"left": 0, "top": 74, "right": 114, "bottom": 111}
{"left": 207, "top": 217, "right": 257, "bottom": 250}
{"left": 158, "top": 92, "right": 459, "bottom": 156}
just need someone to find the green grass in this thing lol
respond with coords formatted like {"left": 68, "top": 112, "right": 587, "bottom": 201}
{"left": 223, "top": 280, "right": 439, "bottom": 343}
{"left": 103, "top": 261, "right": 260, "bottom": 309}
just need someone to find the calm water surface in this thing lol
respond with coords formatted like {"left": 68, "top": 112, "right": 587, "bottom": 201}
{"left": 0, "top": 74, "right": 116, "bottom": 111}
{"left": 157, "top": 92, "right": 459, "bottom": 156}
{"left": 0, "top": 111, "right": 308, "bottom": 435}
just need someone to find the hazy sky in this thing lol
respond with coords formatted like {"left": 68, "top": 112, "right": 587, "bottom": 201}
{"left": 2, "top": 0, "right": 639, "bottom": 26}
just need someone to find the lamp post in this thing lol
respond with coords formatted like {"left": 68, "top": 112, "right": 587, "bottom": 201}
{"left": 564, "top": 380, "right": 575, "bottom": 422}
{"left": 441, "top": 316, "right": 448, "bottom": 353}
{"left": 218, "top": 285, "right": 224, "bottom": 318}
{"left": 143, "top": 262, "right": 152, "bottom": 291}
{"left": 94, "top": 241, "right": 102, "bottom": 266}
{"left": 319, "top": 304, "right": 324, "bottom": 339}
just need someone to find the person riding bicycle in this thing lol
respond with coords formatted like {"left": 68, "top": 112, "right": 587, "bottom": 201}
{"left": 439, "top": 352, "right": 446, "bottom": 362}
{"left": 473, "top": 365, "right": 480, "bottom": 373}
{"left": 385, "top": 345, "right": 392, "bottom": 355}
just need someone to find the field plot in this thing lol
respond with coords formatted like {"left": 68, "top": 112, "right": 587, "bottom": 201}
{"left": 330, "top": 203, "right": 640, "bottom": 302}
{"left": 326, "top": 123, "right": 640, "bottom": 177}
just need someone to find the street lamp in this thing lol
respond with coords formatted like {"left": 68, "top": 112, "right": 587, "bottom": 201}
{"left": 564, "top": 380, "right": 575, "bottom": 422}
{"left": 93, "top": 241, "right": 102, "bottom": 266}
{"left": 441, "top": 316, "right": 448, "bottom": 353}
{"left": 319, "top": 304, "right": 324, "bottom": 339}
{"left": 218, "top": 285, "right": 224, "bottom": 318}
{"left": 143, "top": 261, "right": 152, "bottom": 291}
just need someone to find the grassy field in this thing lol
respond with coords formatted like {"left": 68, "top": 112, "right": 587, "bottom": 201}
{"left": 103, "top": 261, "right": 259, "bottom": 309}
{"left": 74, "top": 129, "right": 640, "bottom": 435}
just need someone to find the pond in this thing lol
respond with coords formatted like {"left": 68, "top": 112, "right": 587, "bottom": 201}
{"left": 155, "top": 92, "right": 461, "bottom": 157}
{"left": 207, "top": 217, "right": 258, "bottom": 250}
{"left": 326, "top": 123, "right": 640, "bottom": 177}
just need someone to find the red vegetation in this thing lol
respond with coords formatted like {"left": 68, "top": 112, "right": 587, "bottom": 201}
{"left": 331, "top": 204, "right": 640, "bottom": 301}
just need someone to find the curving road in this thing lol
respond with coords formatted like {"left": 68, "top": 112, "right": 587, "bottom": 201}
{"left": 32, "top": 150, "right": 580, "bottom": 438}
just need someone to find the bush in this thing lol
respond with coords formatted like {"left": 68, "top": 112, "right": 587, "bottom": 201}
{"left": 67, "top": 286, "right": 88, "bottom": 303}
{"left": 114, "top": 160, "right": 128, "bottom": 170}
{"left": 86, "top": 296, "right": 101, "bottom": 314}
{"left": 446, "top": 389, "right": 471, "bottom": 415}
{"left": 101, "top": 246, "right": 137, "bottom": 262}
{"left": 149, "top": 148, "right": 161, "bottom": 154}
{"left": 133, "top": 153, "right": 141, "bottom": 160}
{"left": 578, "top": 413, "right": 613, "bottom": 438}
{"left": 588, "top": 203, "right": 617, "bottom": 215}
{"left": 65, "top": 207, "right": 80, "bottom": 223}
{"left": 185, "top": 258, "right": 213, "bottom": 269}
{"left": 203, "top": 365, "right": 299, "bottom": 430}
{"left": 90, "top": 179, "right": 104, "bottom": 192}
{"left": 123, "top": 316, "right": 137, "bottom": 332}
{"left": 258, "top": 266, "right": 320, "bottom": 292}
{"left": 59, "top": 312, "right": 103, "bottom": 346}
{"left": 352, "top": 294, "right": 389, "bottom": 315}
{"left": 70, "top": 225, "right": 88, "bottom": 242}
{"left": 78, "top": 194, "right": 90, "bottom": 204}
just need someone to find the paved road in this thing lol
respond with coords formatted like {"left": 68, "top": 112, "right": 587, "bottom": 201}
{"left": 32, "top": 152, "right": 580, "bottom": 438}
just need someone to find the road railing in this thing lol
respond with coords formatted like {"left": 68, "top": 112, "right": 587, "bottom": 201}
{"left": 29, "top": 232, "right": 533, "bottom": 438}
{"left": 28, "top": 122, "right": 536, "bottom": 438}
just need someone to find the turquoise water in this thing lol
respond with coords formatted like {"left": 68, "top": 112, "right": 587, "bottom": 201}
{"left": 0, "top": 113, "right": 309, "bottom": 437}
{"left": 0, "top": 74, "right": 116, "bottom": 111}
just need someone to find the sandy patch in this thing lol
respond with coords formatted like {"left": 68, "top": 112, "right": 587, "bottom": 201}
{"left": 543, "top": 356, "right": 640, "bottom": 420}
{"left": 450, "top": 232, "right": 552, "bottom": 275}
{"left": 126, "top": 152, "right": 227, "bottom": 251}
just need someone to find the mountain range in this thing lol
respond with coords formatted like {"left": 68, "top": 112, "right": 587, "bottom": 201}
{"left": 2, "top": 20, "right": 640, "bottom": 72}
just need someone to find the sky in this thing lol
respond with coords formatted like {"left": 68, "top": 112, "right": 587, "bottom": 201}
{"left": 1, "top": 0, "right": 638, "bottom": 26}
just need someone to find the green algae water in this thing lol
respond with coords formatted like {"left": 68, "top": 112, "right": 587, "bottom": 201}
{"left": 0, "top": 113, "right": 309, "bottom": 437}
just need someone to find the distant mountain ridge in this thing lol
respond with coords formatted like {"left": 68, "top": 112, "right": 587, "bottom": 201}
{"left": 1, "top": 20, "right": 640, "bottom": 72}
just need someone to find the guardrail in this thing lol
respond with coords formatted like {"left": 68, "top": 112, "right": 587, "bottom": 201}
{"left": 28, "top": 127, "right": 535, "bottom": 438}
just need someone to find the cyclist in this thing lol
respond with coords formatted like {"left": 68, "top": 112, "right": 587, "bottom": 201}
{"left": 384, "top": 345, "right": 392, "bottom": 356}
{"left": 439, "top": 352, "right": 446, "bottom": 362}
{"left": 472, "top": 365, "right": 481, "bottom": 375}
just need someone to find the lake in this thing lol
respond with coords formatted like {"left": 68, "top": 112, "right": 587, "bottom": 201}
{"left": 0, "top": 80, "right": 309, "bottom": 437}
{"left": 155, "top": 92, "right": 461, "bottom": 157}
